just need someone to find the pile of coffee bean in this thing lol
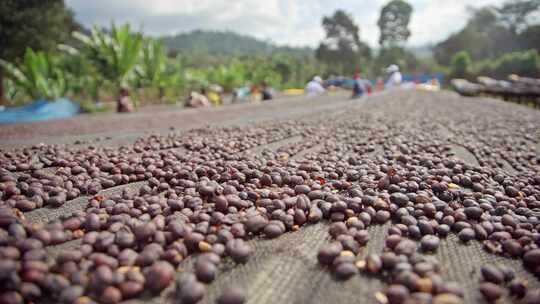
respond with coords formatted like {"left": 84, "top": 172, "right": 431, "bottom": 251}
{"left": 1, "top": 100, "right": 540, "bottom": 303}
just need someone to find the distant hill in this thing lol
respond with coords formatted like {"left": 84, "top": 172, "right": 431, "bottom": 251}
{"left": 161, "top": 30, "right": 312, "bottom": 56}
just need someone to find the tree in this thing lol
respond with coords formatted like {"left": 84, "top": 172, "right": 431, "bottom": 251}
{"left": 449, "top": 51, "right": 472, "bottom": 80}
{"left": 0, "top": 48, "right": 67, "bottom": 100}
{"left": 377, "top": 0, "right": 413, "bottom": 48}
{"left": 433, "top": 7, "right": 519, "bottom": 65}
{"left": 73, "top": 24, "right": 143, "bottom": 101}
{"left": 496, "top": 0, "right": 540, "bottom": 33}
{"left": 376, "top": 47, "right": 418, "bottom": 74}
{"left": 135, "top": 39, "right": 170, "bottom": 99}
{"left": 520, "top": 24, "right": 540, "bottom": 52}
{"left": 316, "top": 10, "right": 371, "bottom": 75}
{"left": 0, "top": 0, "right": 75, "bottom": 103}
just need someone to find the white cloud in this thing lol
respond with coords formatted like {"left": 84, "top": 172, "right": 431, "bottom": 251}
{"left": 65, "top": 0, "right": 506, "bottom": 47}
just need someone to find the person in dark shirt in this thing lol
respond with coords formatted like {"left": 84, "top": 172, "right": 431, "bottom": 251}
{"left": 261, "top": 82, "right": 273, "bottom": 101}
{"left": 351, "top": 73, "right": 372, "bottom": 99}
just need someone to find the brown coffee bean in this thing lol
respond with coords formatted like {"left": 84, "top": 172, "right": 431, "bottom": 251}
{"left": 334, "top": 262, "right": 358, "bottom": 280}
{"left": 226, "top": 239, "right": 251, "bottom": 264}
{"left": 508, "top": 278, "right": 527, "bottom": 298}
{"left": 100, "top": 286, "right": 122, "bottom": 304}
{"left": 119, "top": 281, "right": 144, "bottom": 299}
{"left": 366, "top": 254, "right": 382, "bottom": 274}
{"left": 432, "top": 293, "right": 463, "bottom": 304}
{"left": 195, "top": 260, "right": 217, "bottom": 283}
{"left": 479, "top": 282, "right": 503, "bottom": 302}
{"left": 145, "top": 261, "right": 175, "bottom": 292}
{"left": 386, "top": 284, "right": 409, "bottom": 304}
{"left": 59, "top": 286, "right": 84, "bottom": 304}
{"left": 176, "top": 274, "right": 205, "bottom": 304}
{"left": 420, "top": 235, "right": 440, "bottom": 252}
{"left": 317, "top": 242, "right": 342, "bottom": 265}
{"left": 480, "top": 265, "right": 504, "bottom": 284}
{"left": 457, "top": 228, "right": 475, "bottom": 242}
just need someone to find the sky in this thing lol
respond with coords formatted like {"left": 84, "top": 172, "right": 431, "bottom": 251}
{"left": 65, "top": 0, "right": 506, "bottom": 48}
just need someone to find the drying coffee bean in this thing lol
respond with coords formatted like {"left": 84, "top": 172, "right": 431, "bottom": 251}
{"left": 145, "top": 261, "right": 175, "bottom": 292}
{"left": 20, "top": 282, "right": 41, "bottom": 300}
{"left": 420, "top": 235, "right": 440, "bottom": 252}
{"left": 176, "top": 274, "right": 205, "bottom": 304}
{"left": 523, "top": 249, "right": 540, "bottom": 269}
{"left": 329, "top": 222, "right": 347, "bottom": 238}
{"left": 195, "top": 259, "right": 217, "bottom": 283}
{"left": 366, "top": 254, "right": 382, "bottom": 274}
{"left": 100, "top": 286, "right": 122, "bottom": 304}
{"left": 317, "top": 242, "right": 342, "bottom": 265}
{"left": 457, "top": 228, "right": 475, "bottom": 242}
{"left": 59, "top": 286, "right": 84, "bottom": 304}
{"left": 334, "top": 262, "right": 358, "bottom": 280}
{"left": 436, "top": 224, "right": 450, "bottom": 237}
{"left": 245, "top": 215, "right": 267, "bottom": 234}
{"left": 386, "top": 284, "right": 409, "bottom": 304}
{"left": 119, "top": 281, "right": 144, "bottom": 299}
{"left": 226, "top": 239, "right": 251, "bottom": 264}
{"left": 508, "top": 278, "right": 527, "bottom": 298}
{"left": 263, "top": 223, "right": 283, "bottom": 239}
{"left": 522, "top": 290, "right": 540, "bottom": 304}
{"left": 479, "top": 282, "right": 503, "bottom": 302}
{"left": 308, "top": 206, "right": 323, "bottom": 223}
{"left": 480, "top": 265, "right": 504, "bottom": 284}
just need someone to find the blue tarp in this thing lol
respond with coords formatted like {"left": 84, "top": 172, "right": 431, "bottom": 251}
{"left": 402, "top": 73, "right": 445, "bottom": 84}
{"left": 0, "top": 98, "right": 80, "bottom": 124}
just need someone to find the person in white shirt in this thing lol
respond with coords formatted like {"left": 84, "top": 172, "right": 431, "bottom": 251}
{"left": 385, "top": 64, "right": 402, "bottom": 89}
{"left": 305, "top": 76, "right": 326, "bottom": 96}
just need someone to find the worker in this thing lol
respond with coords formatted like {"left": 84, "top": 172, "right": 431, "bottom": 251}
{"left": 249, "top": 84, "right": 262, "bottom": 103}
{"left": 207, "top": 85, "right": 223, "bottom": 106}
{"left": 117, "top": 87, "right": 134, "bottom": 113}
{"left": 385, "top": 64, "right": 402, "bottom": 89}
{"left": 261, "top": 82, "right": 273, "bottom": 101}
{"left": 351, "top": 73, "right": 372, "bottom": 99}
{"left": 186, "top": 89, "right": 211, "bottom": 108}
{"left": 305, "top": 76, "right": 325, "bottom": 97}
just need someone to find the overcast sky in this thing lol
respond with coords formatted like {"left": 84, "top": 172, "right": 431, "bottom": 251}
{"left": 65, "top": 0, "right": 505, "bottom": 48}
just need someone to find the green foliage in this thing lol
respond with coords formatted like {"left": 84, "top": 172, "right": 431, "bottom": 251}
{"left": 0, "top": 0, "right": 76, "bottom": 61}
{"left": 78, "top": 99, "right": 111, "bottom": 113}
{"left": 4, "top": 78, "right": 19, "bottom": 101}
{"left": 519, "top": 24, "right": 540, "bottom": 52}
{"left": 378, "top": 0, "right": 413, "bottom": 48}
{"left": 316, "top": 10, "right": 371, "bottom": 75}
{"left": 73, "top": 23, "right": 143, "bottom": 90}
{"left": 206, "top": 61, "right": 246, "bottom": 92}
{"left": 0, "top": 48, "right": 67, "bottom": 100}
{"left": 450, "top": 51, "right": 472, "bottom": 79}
{"left": 0, "top": 0, "right": 76, "bottom": 102}
{"left": 474, "top": 50, "right": 540, "bottom": 79}
{"left": 245, "top": 58, "right": 282, "bottom": 88}
{"left": 376, "top": 47, "right": 417, "bottom": 74}
{"left": 135, "top": 39, "right": 169, "bottom": 90}
{"left": 57, "top": 44, "right": 102, "bottom": 100}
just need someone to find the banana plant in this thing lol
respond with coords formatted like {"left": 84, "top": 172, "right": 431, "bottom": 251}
{"left": 4, "top": 78, "right": 19, "bottom": 101}
{"left": 0, "top": 48, "right": 67, "bottom": 101}
{"left": 207, "top": 60, "right": 246, "bottom": 92}
{"left": 57, "top": 44, "right": 103, "bottom": 101}
{"left": 73, "top": 23, "right": 142, "bottom": 93}
{"left": 135, "top": 39, "right": 167, "bottom": 90}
